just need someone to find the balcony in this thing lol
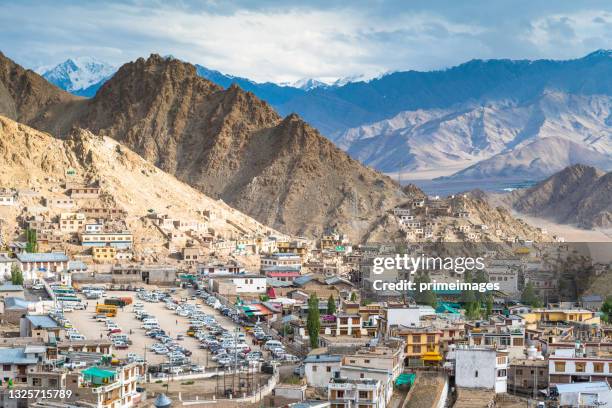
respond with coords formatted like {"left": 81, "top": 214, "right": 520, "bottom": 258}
{"left": 90, "top": 380, "right": 121, "bottom": 394}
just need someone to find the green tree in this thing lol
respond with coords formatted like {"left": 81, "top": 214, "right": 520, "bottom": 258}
{"left": 601, "top": 296, "right": 612, "bottom": 323}
{"left": 307, "top": 293, "right": 320, "bottom": 349}
{"left": 484, "top": 294, "right": 493, "bottom": 318}
{"left": 327, "top": 294, "right": 336, "bottom": 315}
{"left": 25, "top": 228, "right": 37, "bottom": 253}
{"left": 521, "top": 282, "right": 543, "bottom": 308}
{"left": 413, "top": 273, "right": 437, "bottom": 308}
{"left": 461, "top": 271, "right": 481, "bottom": 320}
{"left": 10, "top": 264, "right": 23, "bottom": 286}
{"left": 350, "top": 292, "right": 358, "bottom": 302}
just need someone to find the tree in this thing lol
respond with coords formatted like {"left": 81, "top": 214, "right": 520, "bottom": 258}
{"left": 10, "top": 264, "right": 23, "bottom": 286}
{"left": 461, "top": 271, "right": 481, "bottom": 320}
{"left": 601, "top": 296, "right": 612, "bottom": 323}
{"left": 521, "top": 282, "right": 543, "bottom": 308}
{"left": 413, "top": 273, "right": 437, "bottom": 308}
{"left": 350, "top": 292, "right": 358, "bottom": 302}
{"left": 327, "top": 294, "right": 336, "bottom": 315}
{"left": 484, "top": 294, "right": 493, "bottom": 318}
{"left": 307, "top": 293, "right": 320, "bottom": 349}
{"left": 25, "top": 228, "right": 37, "bottom": 253}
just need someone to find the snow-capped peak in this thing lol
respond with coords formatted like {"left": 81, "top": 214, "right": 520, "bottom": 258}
{"left": 39, "top": 57, "right": 116, "bottom": 93}
{"left": 280, "top": 78, "right": 329, "bottom": 90}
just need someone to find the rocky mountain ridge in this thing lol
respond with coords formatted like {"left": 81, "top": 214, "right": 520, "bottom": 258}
{"left": 0, "top": 52, "right": 405, "bottom": 241}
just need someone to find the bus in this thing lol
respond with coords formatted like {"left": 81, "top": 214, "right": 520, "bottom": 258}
{"left": 96, "top": 304, "right": 118, "bottom": 317}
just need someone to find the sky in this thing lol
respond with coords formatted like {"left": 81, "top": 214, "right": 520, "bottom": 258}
{"left": 2, "top": 0, "right": 612, "bottom": 83}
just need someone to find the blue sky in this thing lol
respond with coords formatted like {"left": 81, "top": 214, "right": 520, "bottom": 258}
{"left": 2, "top": 0, "right": 612, "bottom": 83}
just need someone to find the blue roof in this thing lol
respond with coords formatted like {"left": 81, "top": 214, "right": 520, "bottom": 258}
{"left": 582, "top": 295, "right": 603, "bottom": 302}
{"left": 17, "top": 252, "right": 69, "bottom": 262}
{"left": 555, "top": 382, "right": 610, "bottom": 393}
{"left": 293, "top": 275, "right": 314, "bottom": 287}
{"left": 304, "top": 354, "right": 342, "bottom": 364}
{"left": 4, "top": 297, "right": 30, "bottom": 310}
{"left": 26, "top": 315, "right": 60, "bottom": 329}
{"left": 0, "top": 348, "right": 39, "bottom": 364}
{"left": 67, "top": 260, "right": 88, "bottom": 271}
{"left": 0, "top": 284, "right": 24, "bottom": 292}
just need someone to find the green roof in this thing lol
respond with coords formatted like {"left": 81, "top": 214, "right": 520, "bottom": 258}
{"left": 82, "top": 367, "right": 115, "bottom": 379}
{"left": 395, "top": 373, "right": 415, "bottom": 386}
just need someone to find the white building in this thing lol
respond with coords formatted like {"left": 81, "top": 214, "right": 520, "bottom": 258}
{"left": 304, "top": 354, "right": 342, "bottom": 388}
{"left": 328, "top": 377, "right": 386, "bottom": 408}
{"left": 549, "top": 348, "right": 612, "bottom": 385}
{"left": 455, "top": 347, "right": 508, "bottom": 393}
{"left": 209, "top": 274, "right": 267, "bottom": 295}
{"left": 0, "top": 254, "right": 15, "bottom": 281}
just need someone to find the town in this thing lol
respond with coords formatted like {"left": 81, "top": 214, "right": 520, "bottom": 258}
{"left": 0, "top": 177, "right": 610, "bottom": 408}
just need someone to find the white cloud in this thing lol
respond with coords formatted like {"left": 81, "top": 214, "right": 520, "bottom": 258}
{"left": 1, "top": 1, "right": 612, "bottom": 82}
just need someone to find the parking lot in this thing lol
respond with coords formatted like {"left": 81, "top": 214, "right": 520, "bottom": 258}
{"left": 69, "top": 287, "right": 262, "bottom": 369}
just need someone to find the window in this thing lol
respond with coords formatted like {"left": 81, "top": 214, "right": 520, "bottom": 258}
{"left": 575, "top": 362, "right": 586, "bottom": 373}
{"left": 2, "top": 365, "right": 10, "bottom": 371}
{"left": 497, "top": 369, "right": 507, "bottom": 377}
{"left": 413, "top": 345, "right": 421, "bottom": 354}
{"left": 427, "top": 335, "right": 436, "bottom": 343}
{"left": 594, "top": 363, "right": 604, "bottom": 373}
{"left": 312, "top": 365, "right": 317, "bottom": 372}
{"left": 326, "top": 366, "right": 331, "bottom": 372}
{"left": 412, "top": 335, "right": 421, "bottom": 343}
{"left": 475, "top": 370, "right": 478, "bottom": 378}
{"left": 32, "top": 378, "right": 41, "bottom": 386}
{"left": 516, "top": 369, "right": 523, "bottom": 375}
{"left": 554, "top": 362, "right": 565, "bottom": 372}
{"left": 359, "top": 391, "right": 368, "bottom": 399}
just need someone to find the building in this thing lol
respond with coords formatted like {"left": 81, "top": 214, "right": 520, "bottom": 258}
{"left": 69, "top": 186, "right": 100, "bottom": 199}
{"left": 334, "top": 313, "right": 362, "bottom": 337}
{"left": 261, "top": 253, "right": 302, "bottom": 271}
{"left": 455, "top": 347, "right": 508, "bottom": 393}
{"left": 197, "top": 262, "right": 245, "bottom": 276}
{"left": 93, "top": 246, "right": 117, "bottom": 262}
{"left": 0, "top": 191, "right": 15, "bottom": 206}
{"left": 508, "top": 358, "right": 548, "bottom": 396}
{"left": 80, "top": 362, "right": 144, "bottom": 408}
{"left": 0, "top": 254, "right": 15, "bottom": 280}
{"left": 45, "top": 197, "right": 75, "bottom": 209}
{"left": 304, "top": 354, "right": 342, "bottom": 388}
{"left": 80, "top": 231, "right": 133, "bottom": 249}
{"left": 549, "top": 348, "right": 612, "bottom": 386}
{"left": 523, "top": 309, "right": 600, "bottom": 326}
{"left": 2, "top": 297, "right": 32, "bottom": 324}
{"left": 0, "top": 346, "right": 46, "bottom": 384}
{"left": 21, "top": 315, "right": 62, "bottom": 339}
{"left": 393, "top": 326, "right": 442, "bottom": 364}
{"left": 327, "top": 377, "right": 385, "bottom": 408}
{"left": 209, "top": 274, "right": 267, "bottom": 295}
{"left": 16, "top": 252, "right": 69, "bottom": 278}
{"left": 552, "top": 382, "right": 612, "bottom": 407}
{"left": 0, "top": 285, "right": 25, "bottom": 300}
{"left": 59, "top": 212, "right": 86, "bottom": 233}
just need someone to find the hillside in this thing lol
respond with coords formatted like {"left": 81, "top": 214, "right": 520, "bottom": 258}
{"left": 0, "top": 53, "right": 406, "bottom": 241}
{"left": 506, "top": 164, "right": 612, "bottom": 229}
{"left": 0, "top": 115, "right": 280, "bottom": 242}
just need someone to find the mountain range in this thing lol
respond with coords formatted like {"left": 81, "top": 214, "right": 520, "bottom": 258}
{"left": 36, "top": 51, "right": 612, "bottom": 183}
{"left": 0, "top": 52, "right": 406, "bottom": 241}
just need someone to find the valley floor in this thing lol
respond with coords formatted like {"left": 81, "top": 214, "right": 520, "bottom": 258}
{"left": 514, "top": 213, "right": 612, "bottom": 242}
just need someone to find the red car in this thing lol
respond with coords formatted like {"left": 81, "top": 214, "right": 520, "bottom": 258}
{"left": 109, "top": 328, "right": 122, "bottom": 334}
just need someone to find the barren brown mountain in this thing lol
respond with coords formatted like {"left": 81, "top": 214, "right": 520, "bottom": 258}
{"left": 0, "top": 53, "right": 405, "bottom": 240}
{"left": 507, "top": 164, "right": 612, "bottom": 229}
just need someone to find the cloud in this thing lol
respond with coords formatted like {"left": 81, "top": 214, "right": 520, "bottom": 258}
{"left": 1, "top": 0, "right": 612, "bottom": 82}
